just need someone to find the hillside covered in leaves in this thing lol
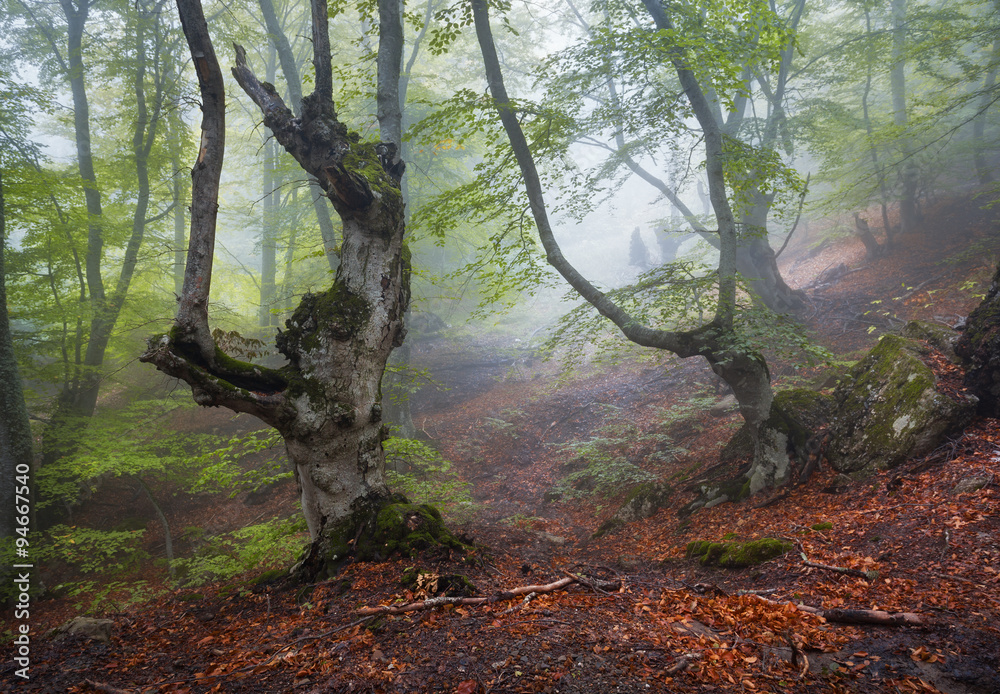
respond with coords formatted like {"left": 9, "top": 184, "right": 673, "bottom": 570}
{"left": 4, "top": 194, "right": 1000, "bottom": 693}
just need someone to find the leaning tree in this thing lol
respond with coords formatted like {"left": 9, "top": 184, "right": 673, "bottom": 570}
{"left": 473, "top": 0, "right": 806, "bottom": 494}
{"left": 141, "top": 0, "right": 417, "bottom": 580}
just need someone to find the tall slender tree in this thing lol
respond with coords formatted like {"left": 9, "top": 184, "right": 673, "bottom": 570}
{"left": 16, "top": 0, "right": 175, "bottom": 465}
{"left": 0, "top": 163, "right": 34, "bottom": 544}
{"left": 545, "top": 0, "right": 806, "bottom": 311}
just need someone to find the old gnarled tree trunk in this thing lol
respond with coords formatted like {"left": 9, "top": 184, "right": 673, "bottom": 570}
{"left": 141, "top": 0, "right": 409, "bottom": 580}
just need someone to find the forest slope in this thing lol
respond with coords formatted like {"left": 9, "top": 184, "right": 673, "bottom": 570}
{"left": 6, "top": 193, "right": 1000, "bottom": 693}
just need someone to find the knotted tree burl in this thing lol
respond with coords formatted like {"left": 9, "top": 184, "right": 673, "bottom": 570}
{"left": 141, "top": 0, "right": 451, "bottom": 581}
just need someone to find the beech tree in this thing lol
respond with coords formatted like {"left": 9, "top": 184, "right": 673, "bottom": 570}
{"left": 801, "top": 0, "right": 997, "bottom": 241}
{"left": 141, "top": 0, "right": 412, "bottom": 579}
{"left": 472, "top": 0, "right": 805, "bottom": 494}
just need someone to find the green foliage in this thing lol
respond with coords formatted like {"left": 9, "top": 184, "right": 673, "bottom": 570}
{"left": 384, "top": 437, "right": 475, "bottom": 518}
{"left": 35, "top": 396, "right": 218, "bottom": 510}
{"left": 797, "top": 0, "right": 996, "bottom": 216}
{"left": 55, "top": 579, "right": 163, "bottom": 615}
{"left": 408, "top": 88, "right": 562, "bottom": 318}
{"left": 545, "top": 265, "right": 831, "bottom": 371}
{"left": 35, "top": 524, "right": 148, "bottom": 575}
{"left": 192, "top": 427, "right": 291, "bottom": 497}
{"left": 171, "top": 516, "right": 307, "bottom": 588}
{"left": 550, "top": 405, "right": 662, "bottom": 499}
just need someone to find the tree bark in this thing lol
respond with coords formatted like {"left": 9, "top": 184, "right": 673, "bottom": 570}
{"left": 731, "top": 0, "right": 806, "bottom": 312}
{"left": 256, "top": 0, "right": 339, "bottom": 272}
{"left": 891, "top": 0, "right": 920, "bottom": 234}
{"left": 260, "top": 48, "right": 279, "bottom": 328}
{"left": 142, "top": 0, "right": 410, "bottom": 575}
{"left": 737, "top": 200, "right": 806, "bottom": 311}
{"left": 973, "top": 0, "right": 999, "bottom": 185}
{"left": 853, "top": 213, "right": 884, "bottom": 261}
{"left": 861, "top": 8, "right": 894, "bottom": 248}
{"left": 172, "top": 148, "right": 186, "bottom": 297}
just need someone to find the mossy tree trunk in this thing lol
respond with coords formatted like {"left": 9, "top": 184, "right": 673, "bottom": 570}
{"left": 706, "top": 352, "right": 793, "bottom": 492}
{"left": 141, "top": 0, "right": 409, "bottom": 573}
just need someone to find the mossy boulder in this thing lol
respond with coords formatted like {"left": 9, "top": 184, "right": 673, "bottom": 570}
{"left": 774, "top": 388, "right": 835, "bottom": 432}
{"left": 901, "top": 320, "right": 961, "bottom": 363}
{"left": 956, "top": 269, "right": 1000, "bottom": 416}
{"left": 685, "top": 538, "right": 792, "bottom": 568}
{"left": 720, "top": 388, "right": 833, "bottom": 465}
{"left": 592, "top": 482, "right": 674, "bottom": 537}
{"left": 828, "top": 334, "right": 977, "bottom": 474}
{"left": 373, "top": 502, "right": 467, "bottom": 557}
{"left": 49, "top": 617, "right": 114, "bottom": 644}
{"left": 293, "top": 494, "right": 470, "bottom": 582}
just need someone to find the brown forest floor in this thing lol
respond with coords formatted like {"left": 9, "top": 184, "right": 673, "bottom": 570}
{"left": 5, "top": 192, "right": 1000, "bottom": 693}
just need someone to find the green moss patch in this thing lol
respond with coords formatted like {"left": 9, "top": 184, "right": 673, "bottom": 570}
{"left": 372, "top": 503, "right": 467, "bottom": 558}
{"left": 828, "top": 334, "right": 976, "bottom": 473}
{"left": 685, "top": 537, "right": 792, "bottom": 568}
{"left": 294, "top": 495, "right": 471, "bottom": 583}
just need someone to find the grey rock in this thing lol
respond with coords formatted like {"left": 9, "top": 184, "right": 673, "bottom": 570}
{"left": 50, "top": 616, "right": 113, "bottom": 644}
{"left": 952, "top": 477, "right": 989, "bottom": 495}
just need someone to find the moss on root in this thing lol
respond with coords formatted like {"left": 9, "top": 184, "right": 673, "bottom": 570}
{"left": 293, "top": 494, "right": 470, "bottom": 583}
{"left": 685, "top": 538, "right": 792, "bottom": 568}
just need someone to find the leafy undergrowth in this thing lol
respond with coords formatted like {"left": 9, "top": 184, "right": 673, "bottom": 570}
{"left": 8, "top": 194, "right": 1000, "bottom": 693}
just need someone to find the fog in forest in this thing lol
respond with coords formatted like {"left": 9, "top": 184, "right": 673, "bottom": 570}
{"left": 2, "top": 0, "right": 1000, "bottom": 687}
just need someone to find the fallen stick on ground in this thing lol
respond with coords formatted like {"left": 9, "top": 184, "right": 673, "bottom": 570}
{"left": 801, "top": 557, "right": 878, "bottom": 581}
{"left": 795, "top": 545, "right": 878, "bottom": 581}
{"left": 793, "top": 604, "right": 923, "bottom": 626}
{"left": 680, "top": 584, "right": 925, "bottom": 627}
{"left": 357, "top": 574, "right": 619, "bottom": 616}
{"left": 745, "top": 593, "right": 924, "bottom": 626}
